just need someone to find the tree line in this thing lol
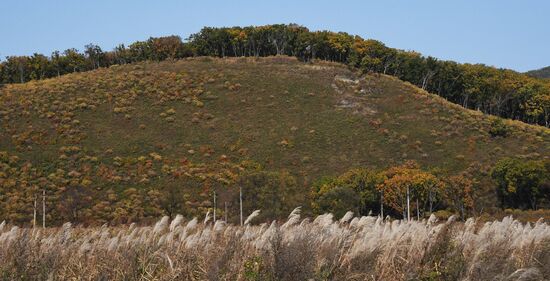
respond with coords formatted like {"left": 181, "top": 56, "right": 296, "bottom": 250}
{"left": 310, "top": 158, "right": 550, "bottom": 220}
{"left": 1, "top": 24, "right": 549, "bottom": 126}
{"left": 1, "top": 149, "right": 548, "bottom": 226}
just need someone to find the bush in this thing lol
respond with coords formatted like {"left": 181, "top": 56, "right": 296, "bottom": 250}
{"left": 433, "top": 210, "right": 454, "bottom": 220}
{"left": 316, "top": 186, "right": 360, "bottom": 218}
{"left": 489, "top": 119, "right": 510, "bottom": 137}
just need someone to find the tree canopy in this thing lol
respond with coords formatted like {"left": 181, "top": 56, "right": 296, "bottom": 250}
{"left": 310, "top": 162, "right": 479, "bottom": 220}
{"left": 491, "top": 158, "right": 550, "bottom": 210}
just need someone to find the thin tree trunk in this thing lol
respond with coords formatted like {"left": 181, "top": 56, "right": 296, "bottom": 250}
{"left": 407, "top": 186, "right": 410, "bottom": 221}
{"left": 380, "top": 190, "right": 384, "bottom": 218}
{"left": 240, "top": 186, "right": 243, "bottom": 226}
{"left": 429, "top": 190, "right": 433, "bottom": 214}
{"left": 402, "top": 199, "right": 406, "bottom": 220}
{"left": 19, "top": 67, "right": 24, "bottom": 83}
{"left": 213, "top": 191, "right": 216, "bottom": 222}
{"left": 42, "top": 190, "right": 46, "bottom": 228}
{"left": 33, "top": 195, "right": 37, "bottom": 228}
{"left": 416, "top": 198, "right": 420, "bottom": 220}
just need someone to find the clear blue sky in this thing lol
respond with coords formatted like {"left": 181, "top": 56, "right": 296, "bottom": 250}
{"left": 1, "top": 0, "right": 548, "bottom": 72}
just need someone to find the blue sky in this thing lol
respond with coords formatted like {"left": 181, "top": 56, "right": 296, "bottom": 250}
{"left": 0, "top": 0, "right": 548, "bottom": 72}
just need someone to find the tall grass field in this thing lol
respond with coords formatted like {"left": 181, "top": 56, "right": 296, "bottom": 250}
{"left": 1, "top": 210, "right": 549, "bottom": 280}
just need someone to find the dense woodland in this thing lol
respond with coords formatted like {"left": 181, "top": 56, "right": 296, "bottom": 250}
{"left": 526, "top": 66, "right": 550, "bottom": 79}
{"left": 312, "top": 159, "right": 550, "bottom": 221}
{"left": 0, "top": 24, "right": 549, "bottom": 127}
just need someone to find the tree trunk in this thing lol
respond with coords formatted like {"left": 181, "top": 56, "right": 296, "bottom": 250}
{"left": 239, "top": 186, "right": 243, "bottom": 226}
{"left": 406, "top": 186, "right": 410, "bottom": 221}
{"left": 416, "top": 198, "right": 420, "bottom": 220}
{"left": 33, "top": 195, "right": 37, "bottom": 228}
{"left": 19, "top": 65, "right": 25, "bottom": 83}
{"left": 380, "top": 190, "right": 384, "bottom": 218}
{"left": 213, "top": 191, "right": 216, "bottom": 222}
{"left": 42, "top": 190, "right": 46, "bottom": 228}
{"left": 429, "top": 191, "right": 433, "bottom": 214}
{"left": 402, "top": 198, "right": 406, "bottom": 219}
{"left": 273, "top": 39, "right": 280, "bottom": 55}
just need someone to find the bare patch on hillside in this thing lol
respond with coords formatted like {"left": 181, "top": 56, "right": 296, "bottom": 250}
{"left": 333, "top": 75, "right": 377, "bottom": 115}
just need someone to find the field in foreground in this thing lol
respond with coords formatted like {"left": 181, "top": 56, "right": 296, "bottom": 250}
{"left": 1, "top": 211, "right": 549, "bottom": 281}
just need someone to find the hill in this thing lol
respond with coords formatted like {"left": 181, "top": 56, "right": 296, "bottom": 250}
{"left": 1, "top": 57, "right": 549, "bottom": 225}
{"left": 526, "top": 66, "right": 550, "bottom": 79}
{"left": 1, "top": 24, "right": 549, "bottom": 127}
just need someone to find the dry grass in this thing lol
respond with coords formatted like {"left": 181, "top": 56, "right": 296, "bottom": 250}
{"left": 1, "top": 57, "right": 549, "bottom": 225}
{"left": 1, "top": 210, "right": 549, "bottom": 281}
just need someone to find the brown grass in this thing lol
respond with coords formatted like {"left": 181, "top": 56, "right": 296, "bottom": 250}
{"left": 0, "top": 212, "right": 548, "bottom": 280}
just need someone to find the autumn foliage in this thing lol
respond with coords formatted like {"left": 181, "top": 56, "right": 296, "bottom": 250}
{"left": 1, "top": 24, "right": 549, "bottom": 126}
{"left": 0, "top": 57, "right": 548, "bottom": 226}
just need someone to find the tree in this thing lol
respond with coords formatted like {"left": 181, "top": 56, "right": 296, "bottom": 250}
{"left": 4, "top": 56, "right": 29, "bottom": 83}
{"left": 50, "top": 51, "right": 63, "bottom": 77}
{"left": 335, "top": 168, "right": 384, "bottom": 215}
{"left": 311, "top": 168, "right": 384, "bottom": 217}
{"left": 62, "top": 48, "right": 86, "bottom": 72}
{"left": 28, "top": 53, "right": 50, "bottom": 80}
{"left": 84, "top": 43, "right": 105, "bottom": 69}
{"left": 491, "top": 158, "right": 549, "bottom": 210}
{"left": 127, "top": 41, "right": 152, "bottom": 62}
{"left": 0, "top": 63, "right": 5, "bottom": 85}
{"left": 443, "top": 175, "right": 474, "bottom": 219}
{"left": 315, "top": 185, "right": 360, "bottom": 218}
{"left": 113, "top": 44, "right": 130, "bottom": 65}
{"left": 354, "top": 39, "right": 392, "bottom": 72}
{"left": 148, "top": 36, "right": 187, "bottom": 61}
{"left": 378, "top": 161, "right": 441, "bottom": 220}
{"left": 239, "top": 170, "right": 300, "bottom": 221}
{"left": 327, "top": 32, "right": 353, "bottom": 62}
{"left": 266, "top": 24, "right": 292, "bottom": 56}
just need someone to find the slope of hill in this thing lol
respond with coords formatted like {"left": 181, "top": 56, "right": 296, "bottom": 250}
{"left": 526, "top": 66, "right": 550, "bottom": 79}
{"left": 1, "top": 24, "right": 549, "bottom": 127}
{"left": 1, "top": 57, "right": 549, "bottom": 225}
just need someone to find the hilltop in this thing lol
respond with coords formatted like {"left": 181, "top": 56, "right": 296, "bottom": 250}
{"left": 2, "top": 24, "right": 549, "bottom": 127}
{"left": 0, "top": 57, "right": 549, "bottom": 225}
{"left": 526, "top": 66, "right": 550, "bottom": 79}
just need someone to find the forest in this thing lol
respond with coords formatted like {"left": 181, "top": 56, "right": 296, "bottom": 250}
{"left": 0, "top": 24, "right": 549, "bottom": 127}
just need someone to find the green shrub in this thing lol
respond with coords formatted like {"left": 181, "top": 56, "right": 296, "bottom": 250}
{"left": 489, "top": 119, "right": 510, "bottom": 137}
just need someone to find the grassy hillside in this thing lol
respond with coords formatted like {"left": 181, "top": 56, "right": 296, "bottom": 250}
{"left": 526, "top": 66, "right": 550, "bottom": 79}
{"left": 1, "top": 57, "right": 549, "bottom": 224}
